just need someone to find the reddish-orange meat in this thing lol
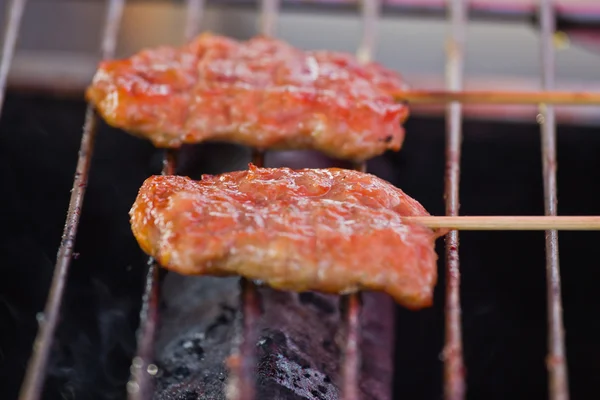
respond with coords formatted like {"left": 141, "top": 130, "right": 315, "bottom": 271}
{"left": 130, "top": 164, "right": 439, "bottom": 309}
{"left": 86, "top": 33, "right": 409, "bottom": 162}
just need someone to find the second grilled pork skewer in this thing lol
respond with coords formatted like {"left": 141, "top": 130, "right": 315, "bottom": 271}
{"left": 129, "top": 163, "right": 600, "bottom": 314}
{"left": 130, "top": 164, "right": 441, "bottom": 310}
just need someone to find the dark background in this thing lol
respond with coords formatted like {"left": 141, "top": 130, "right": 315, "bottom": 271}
{"left": 0, "top": 91, "right": 599, "bottom": 399}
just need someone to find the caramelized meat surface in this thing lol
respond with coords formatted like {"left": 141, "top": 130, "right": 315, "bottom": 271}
{"left": 87, "top": 33, "right": 409, "bottom": 162}
{"left": 130, "top": 164, "right": 438, "bottom": 309}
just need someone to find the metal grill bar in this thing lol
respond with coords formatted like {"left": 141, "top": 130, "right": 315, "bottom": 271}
{"left": 342, "top": 160, "right": 368, "bottom": 400}
{"left": 259, "top": 0, "right": 279, "bottom": 37}
{"left": 128, "top": 260, "right": 161, "bottom": 399}
{"left": 236, "top": 272, "right": 262, "bottom": 400}
{"left": 128, "top": 150, "right": 179, "bottom": 400}
{"left": 184, "top": 0, "right": 205, "bottom": 43}
{"left": 231, "top": 149, "right": 265, "bottom": 400}
{"left": 443, "top": 0, "right": 467, "bottom": 399}
{"left": 128, "top": 1, "right": 205, "bottom": 398}
{"left": 538, "top": 1, "right": 570, "bottom": 399}
{"left": 0, "top": 0, "right": 26, "bottom": 117}
{"left": 17, "top": 2, "right": 125, "bottom": 400}
{"left": 356, "top": 0, "right": 380, "bottom": 64}
{"left": 231, "top": 4, "right": 280, "bottom": 399}
{"left": 340, "top": 2, "right": 381, "bottom": 398}
{"left": 340, "top": 292, "right": 362, "bottom": 400}
{"left": 229, "top": 3, "right": 280, "bottom": 399}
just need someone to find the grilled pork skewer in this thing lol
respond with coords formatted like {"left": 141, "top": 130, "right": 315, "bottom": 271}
{"left": 85, "top": 33, "right": 409, "bottom": 162}
{"left": 130, "top": 164, "right": 440, "bottom": 310}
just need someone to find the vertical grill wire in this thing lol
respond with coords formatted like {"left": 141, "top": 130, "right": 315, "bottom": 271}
{"left": 231, "top": 3, "right": 280, "bottom": 398}
{"left": 128, "top": 259, "right": 162, "bottom": 400}
{"left": 237, "top": 270, "right": 262, "bottom": 400}
{"left": 128, "top": 151, "right": 180, "bottom": 400}
{"left": 128, "top": 1, "right": 206, "bottom": 398}
{"left": 0, "top": 0, "right": 27, "bottom": 117}
{"left": 538, "top": 1, "right": 569, "bottom": 399}
{"left": 340, "top": 291, "right": 363, "bottom": 400}
{"left": 356, "top": 0, "right": 380, "bottom": 65}
{"left": 443, "top": 0, "right": 467, "bottom": 399}
{"left": 259, "top": 0, "right": 279, "bottom": 37}
{"left": 340, "top": 2, "right": 381, "bottom": 399}
{"left": 231, "top": 149, "right": 265, "bottom": 400}
{"left": 17, "top": 2, "right": 126, "bottom": 400}
{"left": 184, "top": 0, "right": 205, "bottom": 44}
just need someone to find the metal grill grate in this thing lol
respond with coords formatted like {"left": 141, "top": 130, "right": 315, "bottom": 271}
{"left": 538, "top": 2, "right": 568, "bottom": 399}
{"left": 1, "top": 1, "right": 597, "bottom": 399}
{"left": 443, "top": 1, "right": 467, "bottom": 398}
{"left": 9, "top": 2, "right": 127, "bottom": 399}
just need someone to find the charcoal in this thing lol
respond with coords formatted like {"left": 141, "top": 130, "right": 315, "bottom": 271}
{"left": 152, "top": 275, "right": 395, "bottom": 399}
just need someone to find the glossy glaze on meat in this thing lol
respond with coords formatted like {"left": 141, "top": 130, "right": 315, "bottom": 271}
{"left": 86, "top": 33, "right": 409, "bottom": 162}
{"left": 130, "top": 164, "right": 439, "bottom": 309}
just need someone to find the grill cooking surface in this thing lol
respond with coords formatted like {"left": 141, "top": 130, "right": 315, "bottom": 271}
{"left": 1, "top": 1, "right": 599, "bottom": 400}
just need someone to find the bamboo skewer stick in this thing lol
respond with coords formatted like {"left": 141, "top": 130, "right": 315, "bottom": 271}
{"left": 394, "top": 90, "right": 600, "bottom": 105}
{"left": 404, "top": 216, "right": 600, "bottom": 231}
